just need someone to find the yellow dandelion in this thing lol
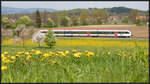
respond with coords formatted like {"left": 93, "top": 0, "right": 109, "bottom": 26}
{"left": 43, "top": 53, "right": 50, "bottom": 57}
{"left": 107, "top": 52, "right": 111, "bottom": 55}
{"left": 86, "top": 51, "right": 94, "bottom": 57}
{"left": 10, "top": 56, "right": 16, "bottom": 60}
{"left": 73, "top": 52, "right": 81, "bottom": 58}
{"left": 72, "top": 49, "right": 77, "bottom": 53}
{"left": 55, "top": 53, "right": 58, "bottom": 56}
{"left": 26, "top": 55, "right": 31, "bottom": 60}
{"left": 35, "top": 50, "right": 42, "bottom": 55}
{"left": 3, "top": 52, "right": 8, "bottom": 55}
{"left": 1, "top": 66, "right": 7, "bottom": 70}
{"left": 25, "top": 52, "right": 30, "bottom": 55}
{"left": 118, "top": 53, "right": 121, "bottom": 56}
{"left": 1, "top": 54, "right": 5, "bottom": 57}
{"left": 16, "top": 54, "right": 20, "bottom": 57}
{"left": 65, "top": 50, "right": 69, "bottom": 54}
{"left": 49, "top": 51, "right": 54, "bottom": 55}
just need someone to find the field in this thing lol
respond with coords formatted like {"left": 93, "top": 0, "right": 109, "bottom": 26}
{"left": 1, "top": 37, "right": 149, "bottom": 83}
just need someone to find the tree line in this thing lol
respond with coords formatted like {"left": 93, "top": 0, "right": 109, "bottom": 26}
{"left": 2, "top": 8, "right": 149, "bottom": 29}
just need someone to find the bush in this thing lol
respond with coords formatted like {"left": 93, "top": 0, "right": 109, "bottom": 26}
{"left": 135, "top": 19, "right": 142, "bottom": 26}
{"left": 2, "top": 17, "right": 12, "bottom": 29}
{"left": 16, "top": 16, "right": 32, "bottom": 27}
{"left": 44, "top": 29, "right": 56, "bottom": 48}
{"left": 97, "top": 19, "right": 103, "bottom": 25}
{"left": 60, "top": 16, "right": 70, "bottom": 26}
{"left": 122, "top": 17, "right": 129, "bottom": 24}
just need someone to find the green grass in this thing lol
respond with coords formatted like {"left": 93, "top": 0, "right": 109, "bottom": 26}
{"left": 1, "top": 38, "right": 149, "bottom": 83}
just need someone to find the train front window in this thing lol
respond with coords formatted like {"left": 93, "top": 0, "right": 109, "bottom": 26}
{"left": 40, "top": 31, "right": 48, "bottom": 33}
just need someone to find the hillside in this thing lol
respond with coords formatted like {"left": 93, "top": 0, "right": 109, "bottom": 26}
{"left": 2, "top": 7, "right": 56, "bottom": 14}
{"left": 2, "top": 7, "right": 148, "bottom": 15}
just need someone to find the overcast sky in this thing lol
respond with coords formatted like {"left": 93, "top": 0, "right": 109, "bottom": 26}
{"left": 2, "top": 1, "right": 149, "bottom": 11}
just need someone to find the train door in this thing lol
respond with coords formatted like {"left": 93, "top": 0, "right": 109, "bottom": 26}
{"left": 88, "top": 32, "right": 90, "bottom": 37}
{"left": 114, "top": 32, "right": 118, "bottom": 38}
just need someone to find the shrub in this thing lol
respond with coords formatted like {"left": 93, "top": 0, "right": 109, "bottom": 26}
{"left": 44, "top": 29, "right": 56, "bottom": 48}
{"left": 135, "top": 19, "right": 142, "bottom": 26}
{"left": 16, "top": 16, "right": 32, "bottom": 27}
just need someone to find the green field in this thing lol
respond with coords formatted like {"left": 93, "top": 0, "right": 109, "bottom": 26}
{"left": 1, "top": 38, "right": 149, "bottom": 83}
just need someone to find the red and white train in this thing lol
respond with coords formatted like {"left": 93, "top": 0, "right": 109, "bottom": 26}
{"left": 39, "top": 28, "right": 132, "bottom": 38}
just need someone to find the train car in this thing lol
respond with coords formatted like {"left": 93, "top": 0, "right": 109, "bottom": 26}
{"left": 39, "top": 29, "right": 132, "bottom": 38}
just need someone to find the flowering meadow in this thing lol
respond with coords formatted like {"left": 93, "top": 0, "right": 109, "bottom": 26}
{"left": 1, "top": 38, "right": 149, "bottom": 83}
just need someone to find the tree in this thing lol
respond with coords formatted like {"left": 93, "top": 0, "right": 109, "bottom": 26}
{"left": 35, "top": 10, "right": 42, "bottom": 28}
{"left": 13, "top": 24, "right": 26, "bottom": 46}
{"left": 44, "top": 29, "right": 56, "bottom": 48}
{"left": 129, "top": 9, "right": 139, "bottom": 23}
{"left": 80, "top": 12, "right": 89, "bottom": 25}
{"left": 71, "top": 15, "right": 80, "bottom": 26}
{"left": 135, "top": 19, "right": 142, "bottom": 26}
{"left": 46, "top": 18, "right": 54, "bottom": 28}
{"left": 16, "top": 16, "right": 32, "bottom": 26}
{"left": 43, "top": 10, "right": 49, "bottom": 26}
{"left": 122, "top": 17, "right": 129, "bottom": 24}
{"left": 60, "top": 16, "right": 70, "bottom": 26}
{"left": 96, "top": 19, "right": 103, "bottom": 25}
{"left": 2, "top": 17, "right": 12, "bottom": 29}
{"left": 92, "top": 9, "right": 107, "bottom": 24}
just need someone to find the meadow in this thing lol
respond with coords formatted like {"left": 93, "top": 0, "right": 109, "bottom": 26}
{"left": 1, "top": 38, "right": 149, "bottom": 83}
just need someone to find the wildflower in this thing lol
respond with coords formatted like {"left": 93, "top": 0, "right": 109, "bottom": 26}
{"left": 107, "top": 52, "right": 111, "bottom": 55}
{"left": 72, "top": 49, "right": 77, "bottom": 53}
{"left": 65, "top": 50, "right": 69, "bottom": 54}
{"left": 40, "top": 57, "right": 46, "bottom": 61}
{"left": 3, "top": 52, "right": 8, "bottom": 55}
{"left": 26, "top": 55, "right": 31, "bottom": 60}
{"left": 49, "top": 51, "right": 54, "bottom": 55}
{"left": 35, "top": 50, "right": 42, "bottom": 55}
{"left": 43, "top": 53, "right": 50, "bottom": 57}
{"left": 86, "top": 51, "right": 94, "bottom": 57}
{"left": 1, "top": 66, "right": 7, "bottom": 70}
{"left": 17, "top": 51, "right": 24, "bottom": 54}
{"left": 10, "top": 56, "right": 16, "bottom": 60}
{"left": 74, "top": 52, "right": 82, "bottom": 58}
{"left": 118, "top": 53, "right": 121, "bottom": 56}
{"left": 1, "top": 54, "right": 5, "bottom": 57}
{"left": 16, "top": 54, "right": 20, "bottom": 57}
{"left": 55, "top": 53, "right": 58, "bottom": 56}
{"left": 25, "top": 52, "right": 30, "bottom": 55}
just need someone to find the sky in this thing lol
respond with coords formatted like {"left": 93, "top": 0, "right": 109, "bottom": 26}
{"left": 2, "top": 1, "right": 149, "bottom": 11}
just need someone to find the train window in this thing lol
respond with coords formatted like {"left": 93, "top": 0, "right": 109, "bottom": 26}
{"left": 54, "top": 31, "right": 64, "bottom": 34}
{"left": 90, "top": 32, "right": 98, "bottom": 34}
{"left": 98, "top": 32, "right": 104, "bottom": 34}
{"left": 108, "top": 32, "right": 114, "bottom": 34}
{"left": 72, "top": 32, "right": 79, "bottom": 34}
{"left": 78, "top": 32, "right": 88, "bottom": 34}
{"left": 64, "top": 31, "right": 72, "bottom": 34}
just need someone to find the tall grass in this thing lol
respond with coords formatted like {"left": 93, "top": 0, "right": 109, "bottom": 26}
{"left": 1, "top": 38, "right": 149, "bottom": 83}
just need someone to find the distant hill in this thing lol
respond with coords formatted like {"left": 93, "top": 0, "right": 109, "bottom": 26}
{"left": 68, "top": 7, "right": 147, "bottom": 15}
{"left": 2, "top": 7, "right": 147, "bottom": 15}
{"left": 2, "top": 7, "right": 56, "bottom": 14}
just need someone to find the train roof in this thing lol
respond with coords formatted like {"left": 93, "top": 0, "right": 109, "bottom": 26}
{"left": 40, "top": 28, "right": 130, "bottom": 31}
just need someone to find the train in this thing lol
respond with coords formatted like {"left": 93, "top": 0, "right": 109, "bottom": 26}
{"left": 39, "top": 28, "right": 132, "bottom": 38}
